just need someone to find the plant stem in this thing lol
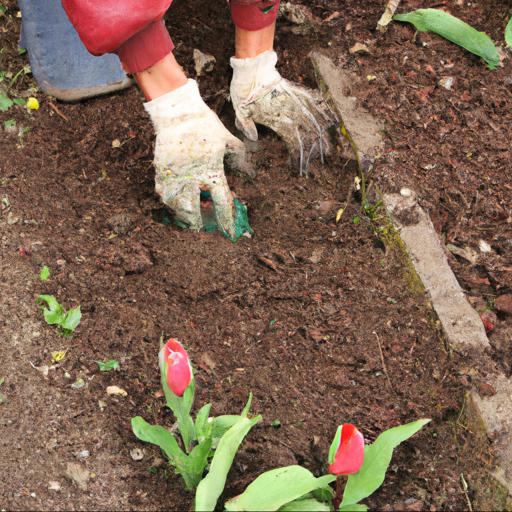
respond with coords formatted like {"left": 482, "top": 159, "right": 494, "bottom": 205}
{"left": 333, "top": 476, "right": 344, "bottom": 511}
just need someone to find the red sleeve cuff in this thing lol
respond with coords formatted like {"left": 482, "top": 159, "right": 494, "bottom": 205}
{"left": 231, "top": 1, "right": 280, "bottom": 31}
{"left": 116, "top": 19, "right": 174, "bottom": 74}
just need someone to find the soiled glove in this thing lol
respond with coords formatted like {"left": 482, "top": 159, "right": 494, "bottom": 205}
{"left": 230, "top": 50, "right": 335, "bottom": 175}
{"left": 145, "top": 79, "right": 246, "bottom": 237}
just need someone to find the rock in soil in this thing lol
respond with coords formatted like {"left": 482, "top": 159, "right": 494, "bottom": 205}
{"left": 495, "top": 295, "right": 512, "bottom": 315}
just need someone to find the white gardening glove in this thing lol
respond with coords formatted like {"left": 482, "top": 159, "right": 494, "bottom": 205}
{"left": 230, "top": 51, "right": 336, "bottom": 176}
{"left": 145, "top": 79, "right": 246, "bottom": 236}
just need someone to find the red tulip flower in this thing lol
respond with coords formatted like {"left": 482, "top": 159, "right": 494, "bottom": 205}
{"left": 162, "top": 338, "right": 193, "bottom": 397}
{"left": 328, "top": 424, "right": 365, "bottom": 475}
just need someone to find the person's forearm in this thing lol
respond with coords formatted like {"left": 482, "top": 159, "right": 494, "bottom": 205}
{"left": 134, "top": 53, "right": 187, "bottom": 100}
{"left": 235, "top": 23, "right": 275, "bottom": 58}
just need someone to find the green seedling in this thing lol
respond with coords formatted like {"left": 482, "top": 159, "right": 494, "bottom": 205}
{"left": 0, "top": 91, "right": 13, "bottom": 111}
{"left": 97, "top": 359, "right": 120, "bottom": 372}
{"left": 39, "top": 265, "right": 50, "bottom": 281}
{"left": 36, "top": 295, "right": 81, "bottom": 336}
{"left": 3, "top": 118, "right": 15, "bottom": 131}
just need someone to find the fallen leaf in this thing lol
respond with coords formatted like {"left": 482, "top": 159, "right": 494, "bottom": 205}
{"left": 106, "top": 385, "right": 127, "bottom": 397}
{"left": 197, "top": 353, "right": 216, "bottom": 374}
{"left": 51, "top": 350, "right": 67, "bottom": 363}
{"left": 65, "top": 462, "right": 89, "bottom": 491}
{"left": 48, "top": 481, "right": 61, "bottom": 492}
{"left": 349, "top": 42, "right": 371, "bottom": 54}
{"left": 446, "top": 244, "right": 479, "bottom": 265}
{"left": 323, "top": 11, "right": 341, "bottom": 22}
{"left": 308, "top": 248, "right": 324, "bottom": 264}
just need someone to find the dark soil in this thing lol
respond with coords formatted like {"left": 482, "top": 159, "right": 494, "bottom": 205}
{"left": 1, "top": 0, "right": 509, "bottom": 510}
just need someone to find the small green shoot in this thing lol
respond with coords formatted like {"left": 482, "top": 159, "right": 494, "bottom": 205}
{"left": 39, "top": 265, "right": 50, "bottom": 281}
{"left": 36, "top": 294, "right": 81, "bottom": 336}
{"left": 97, "top": 359, "right": 120, "bottom": 372}
{"left": 0, "top": 91, "right": 13, "bottom": 111}
{"left": 0, "top": 5, "right": 5, "bottom": 16}
{"left": 271, "top": 419, "right": 281, "bottom": 428}
{"left": 362, "top": 199, "right": 383, "bottom": 222}
{"left": 71, "top": 377, "right": 85, "bottom": 390}
{"left": 13, "top": 97, "right": 25, "bottom": 106}
{"left": 3, "top": 118, "right": 15, "bottom": 130}
{"left": 17, "top": 47, "right": 26, "bottom": 56}
{"left": 353, "top": 216, "right": 361, "bottom": 225}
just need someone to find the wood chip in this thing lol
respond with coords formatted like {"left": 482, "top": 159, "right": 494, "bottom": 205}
{"left": 106, "top": 385, "right": 127, "bottom": 397}
{"left": 257, "top": 256, "right": 279, "bottom": 271}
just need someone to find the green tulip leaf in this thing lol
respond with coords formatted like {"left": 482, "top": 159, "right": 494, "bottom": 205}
{"left": 341, "top": 419, "right": 431, "bottom": 508}
{"left": 131, "top": 416, "right": 185, "bottom": 462}
{"left": 505, "top": 17, "right": 512, "bottom": 47}
{"left": 225, "top": 466, "right": 335, "bottom": 512}
{"left": 131, "top": 416, "right": 205, "bottom": 490}
{"left": 339, "top": 504, "right": 368, "bottom": 512}
{"left": 194, "top": 403, "right": 212, "bottom": 440}
{"left": 196, "top": 415, "right": 262, "bottom": 512}
{"left": 394, "top": 9, "right": 500, "bottom": 70}
{"left": 280, "top": 498, "right": 331, "bottom": 511}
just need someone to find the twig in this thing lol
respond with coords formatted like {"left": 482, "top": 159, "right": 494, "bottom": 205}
{"left": 460, "top": 473, "right": 473, "bottom": 512}
{"left": 377, "top": 0, "right": 402, "bottom": 33}
{"left": 373, "top": 331, "right": 395, "bottom": 393}
{"left": 49, "top": 101, "right": 69, "bottom": 122}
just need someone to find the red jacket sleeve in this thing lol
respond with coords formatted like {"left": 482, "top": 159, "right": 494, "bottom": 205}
{"left": 61, "top": 0, "right": 173, "bottom": 55}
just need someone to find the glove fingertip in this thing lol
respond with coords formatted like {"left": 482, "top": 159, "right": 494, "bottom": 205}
{"left": 236, "top": 117, "right": 258, "bottom": 142}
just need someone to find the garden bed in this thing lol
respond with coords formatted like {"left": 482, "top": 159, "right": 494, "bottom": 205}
{"left": 1, "top": 0, "right": 511, "bottom": 509}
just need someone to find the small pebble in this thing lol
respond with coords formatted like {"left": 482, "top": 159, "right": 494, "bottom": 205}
{"left": 478, "top": 240, "right": 492, "bottom": 253}
{"left": 130, "top": 448, "right": 144, "bottom": 461}
{"left": 48, "top": 481, "right": 61, "bottom": 492}
{"left": 439, "top": 76, "right": 455, "bottom": 90}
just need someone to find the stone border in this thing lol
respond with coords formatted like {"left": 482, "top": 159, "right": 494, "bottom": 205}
{"left": 311, "top": 51, "right": 512, "bottom": 508}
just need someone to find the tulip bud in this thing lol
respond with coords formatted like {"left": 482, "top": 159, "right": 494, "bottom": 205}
{"left": 161, "top": 338, "right": 193, "bottom": 397}
{"left": 328, "top": 424, "right": 365, "bottom": 475}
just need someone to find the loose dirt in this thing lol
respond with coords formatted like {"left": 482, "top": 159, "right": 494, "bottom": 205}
{"left": 1, "top": 0, "right": 510, "bottom": 510}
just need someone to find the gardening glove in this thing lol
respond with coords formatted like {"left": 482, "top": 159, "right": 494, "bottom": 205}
{"left": 145, "top": 79, "right": 246, "bottom": 236}
{"left": 230, "top": 50, "right": 335, "bottom": 175}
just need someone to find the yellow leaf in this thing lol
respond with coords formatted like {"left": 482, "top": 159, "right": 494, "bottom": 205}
{"left": 51, "top": 350, "right": 67, "bottom": 363}
{"left": 26, "top": 97, "right": 39, "bottom": 110}
{"left": 336, "top": 208, "right": 344, "bottom": 223}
